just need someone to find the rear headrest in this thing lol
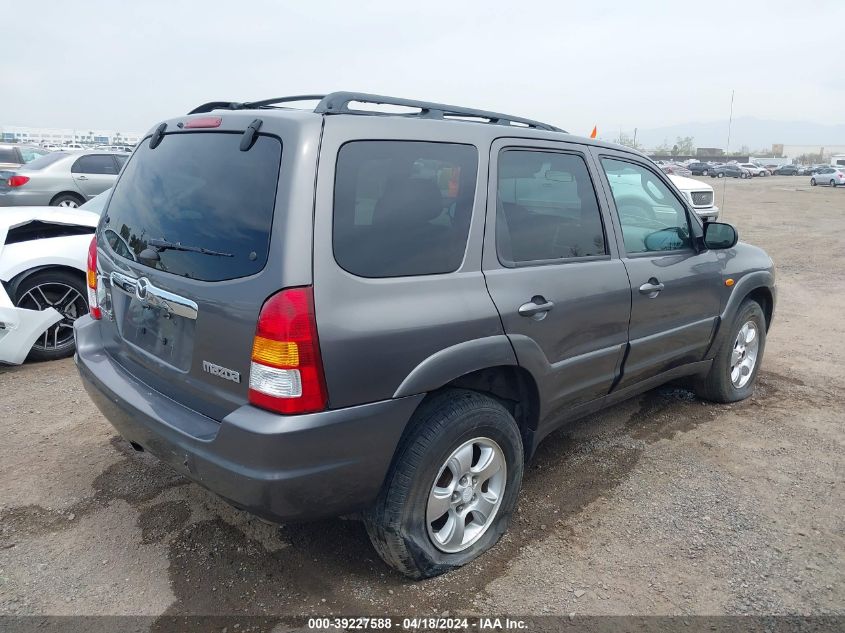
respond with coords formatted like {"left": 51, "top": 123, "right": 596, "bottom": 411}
{"left": 374, "top": 177, "right": 444, "bottom": 227}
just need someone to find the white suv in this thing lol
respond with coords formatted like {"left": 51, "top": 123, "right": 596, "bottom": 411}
{"left": 739, "top": 163, "right": 767, "bottom": 177}
{"left": 668, "top": 174, "right": 719, "bottom": 221}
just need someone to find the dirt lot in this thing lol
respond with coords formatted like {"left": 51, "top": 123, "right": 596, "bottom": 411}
{"left": 1, "top": 175, "right": 843, "bottom": 626}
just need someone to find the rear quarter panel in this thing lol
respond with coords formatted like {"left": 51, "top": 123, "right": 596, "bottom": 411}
{"left": 312, "top": 117, "right": 507, "bottom": 408}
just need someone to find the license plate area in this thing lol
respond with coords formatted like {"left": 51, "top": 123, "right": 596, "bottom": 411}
{"left": 107, "top": 272, "right": 198, "bottom": 372}
{"left": 121, "top": 300, "right": 194, "bottom": 371}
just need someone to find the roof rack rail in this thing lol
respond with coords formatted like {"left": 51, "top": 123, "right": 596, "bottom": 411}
{"left": 188, "top": 95, "right": 326, "bottom": 115}
{"left": 314, "top": 92, "right": 564, "bottom": 132}
{"left": 187, "top": 92, "right": 564, "bottom": 132}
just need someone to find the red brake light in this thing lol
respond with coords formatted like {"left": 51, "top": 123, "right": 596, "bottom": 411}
{"left": 87, "top": 236, "right": 102, "bottom": 320}
{"left": 184, "top": 116, "right": 222, "bottom": 129}
{"left": 7, "top": 175, "right": 29, "bottom": 188}
{"left": 248, "top": 287, "right": 327, "bottom": 415}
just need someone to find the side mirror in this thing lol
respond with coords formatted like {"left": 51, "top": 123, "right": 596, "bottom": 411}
{"left": 703, "top": 222, "right": 738, "bottom": 249}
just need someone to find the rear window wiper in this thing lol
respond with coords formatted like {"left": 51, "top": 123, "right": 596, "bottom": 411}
{"left": 141, "top": 238, "right": 233, "bottom": 261}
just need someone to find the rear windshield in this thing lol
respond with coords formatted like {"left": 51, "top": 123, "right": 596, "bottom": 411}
{"left": 21, "top": 152, "right": 69, "bottom": 170}
{"left": 0, "top": 148, "right": 17, "bottom": 163}
{"left": 103, "top": 132, "right": 282, "bottom": 281}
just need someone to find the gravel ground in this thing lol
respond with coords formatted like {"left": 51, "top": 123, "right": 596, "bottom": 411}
{"left": 0, "top": 175, "right": 843, "bottom": 626}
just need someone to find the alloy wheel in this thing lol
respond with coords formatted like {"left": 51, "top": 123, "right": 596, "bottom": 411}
{"left": 426, "top": 437, "right": 507, "bottom": 553}
{"left": 15, "top": 282, "right": 87, "bottom": 352}
{"left": 730, "top": 321, "right": 760, "bottom": 389}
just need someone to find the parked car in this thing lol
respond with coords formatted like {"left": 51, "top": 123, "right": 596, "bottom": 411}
{"left": 687, "top": 162, "right": 713, "bottom": 176}
{"left": 0, "top": 191, "right": 110, "bottom": 364}
{"left": 0, "top": 150, "right": 126, "bottom": 208}
{"left": 75, "top": 92, "right": 776, "bottom": 579}
{"left": 810, "top": 166, "right": 845, "bottom": 187}
{"left": 738, "top": 163, "right": 767, "bottom": 177}
{"left": 668, "top": 174, "right": 719, "bottom": 221}
{"left": 753, "top": 164, "right": 773, "bottom": 176}
{"left": 772, "top": 164, "right": 800, "bottom": 176}
{"left": 710, "top": 164, "right": 751, "bottom": 178}
{"left": 0, "top": 145, "right": 50, "bottom": 171}
{"left": 660, "top": 163, "right": 692, "bottom": 177}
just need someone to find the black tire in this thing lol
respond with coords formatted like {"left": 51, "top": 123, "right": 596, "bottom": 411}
{"left": 13, "top": 270, "right": 88, "bottom": 361}
{"left": 50, "top": 192, "right": 85, "bottom": 208}
{"left": 702, "top": 169, "right": 709, "bottom": 176}
{"left": 831, "top": 180, "right": 837, "bottom": 188}
{"left": 717, "top": 172, "right": 724, "bottom": 178}
{"left": 694, "top": 299, "right": 766, "bottom": 403}
{"left": 364, "top": 389, "right": 524, "bottom": 579}
{"left": 811, "top": 178, "right": 817, "bottom": 186}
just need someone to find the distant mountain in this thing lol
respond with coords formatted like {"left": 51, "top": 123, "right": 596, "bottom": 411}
{"left": 634, "top": 117, "right": 845, "bottom": 152}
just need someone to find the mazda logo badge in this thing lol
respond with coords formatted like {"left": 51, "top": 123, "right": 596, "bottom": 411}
{"left": 136, "top": 277, "right": 149, "bottom": 302}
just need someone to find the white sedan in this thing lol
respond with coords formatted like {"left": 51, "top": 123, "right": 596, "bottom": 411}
{"left": 0, "top": 192, "right": 107, "bottom": 364}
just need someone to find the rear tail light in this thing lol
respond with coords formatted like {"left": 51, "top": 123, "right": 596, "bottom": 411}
{"left": 248, "top": 287, "right": 327, "bottom": 415}
{"left": 87, "top": 236, "right": 102, "bottom": 320}
{"left": 7, "top": 175, "right": 29, "bottom": 187}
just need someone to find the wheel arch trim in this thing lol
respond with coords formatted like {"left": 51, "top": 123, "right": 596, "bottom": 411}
{"left": 393, "top": 335, "right": 519, "bottom": 398}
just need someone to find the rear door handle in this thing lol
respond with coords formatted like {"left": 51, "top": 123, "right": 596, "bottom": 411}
{"left": 76, "top": 175, "right": 88, "bottom": 180}
{"left": 639, "top": 278, "right": 665, "bottom": 297}
{"left": 518, "top": 296, "right": 555, "bottom": 319}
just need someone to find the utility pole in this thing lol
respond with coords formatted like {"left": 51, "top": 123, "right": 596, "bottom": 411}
{"left": 633, "top": 128, "right": 638, "bottom": 148}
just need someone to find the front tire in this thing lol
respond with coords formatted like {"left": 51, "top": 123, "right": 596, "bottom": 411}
{"left": 702, "top": 169, "right": 709, "bottom": 176}
{"left": 364, "top": 389, "right": 524, "bottom": 579}
{"left": 717, "top": 172, "right": 724, "bottom": 178}
{"left": 13, "top": 270, "right": 88, "bottom": 361}
{"left": 695, "top": 300, "right": 766, "bottom": 403}
{"left": 811, "top": 178, "right": 817, "bottom": 186}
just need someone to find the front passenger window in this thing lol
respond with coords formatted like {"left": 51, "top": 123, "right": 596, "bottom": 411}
{"left": 601, "top": 158, "right": 692, "bottom": 254}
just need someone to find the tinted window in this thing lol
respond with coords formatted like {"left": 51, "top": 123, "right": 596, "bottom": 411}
{"left": 72, "top": 155, "right": 118, "bottom": 175}
{"left": 20, "top": 151, "right": 68, "bottom": 170}
{"left": 601, "top": 158, "right": 692, "bottom": 254}
{"left": 333, "top": 141, "right": 478, "bottom": 278}
{"left": 497, "top": 150, "right": 607, "bottom": 264}
{"left": 0, "top": 148, "right": 18, "bottom": 163}
{"left": 104, "top": 132, "right": 282, "bottom": 281}
{"left": 115, "top": 154, "right": 128, "bottom": 168}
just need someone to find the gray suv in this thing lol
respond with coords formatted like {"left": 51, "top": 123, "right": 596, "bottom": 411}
{"left": 75, "top": 92, "right": 776, "bottom": 579}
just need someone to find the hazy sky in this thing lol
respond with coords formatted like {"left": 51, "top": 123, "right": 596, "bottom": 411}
{"left": 3, "top": 0, "right": 844, "bottom": 137}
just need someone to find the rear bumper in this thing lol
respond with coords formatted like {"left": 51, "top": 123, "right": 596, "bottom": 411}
{"left": 0, "top": 190, "right": 55, "bottom": 207}
{"left": 74, "top": 316, "right": 424, "bottom": 522}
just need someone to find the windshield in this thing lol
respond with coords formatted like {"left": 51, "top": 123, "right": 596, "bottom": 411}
{"left": 103, "top": 132, "right": 282, "bottom": 281}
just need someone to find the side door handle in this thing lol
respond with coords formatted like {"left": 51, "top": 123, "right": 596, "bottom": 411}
{"left": 76, "top": 175, "right": 89, "bottom": 181}
{"left": 518, "top": 296, "right": 555, "bottom": 320}
{"left": 639, "top": 278, "right": 665, "bottom": 298}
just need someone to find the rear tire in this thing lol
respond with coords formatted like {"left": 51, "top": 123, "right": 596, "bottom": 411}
{"left": 831, "top": 180, "right": 837, "bottom": 188}
{"left": 811, "top": 178, "right": 817, "bottom": 186}
{"left": 702, "top": 169, "right": 709, "bottom": 176}
{"left": 694, "top": 300, "right": 766, "bottom": 404}
{"left": 717, "top": 172, "right": 724, "bottom": 178}
{"left": 364, "top": 389, "right": 524, "bottom": 579}
{"left": 50, "top": 193, "right": 84, "bottom": 208}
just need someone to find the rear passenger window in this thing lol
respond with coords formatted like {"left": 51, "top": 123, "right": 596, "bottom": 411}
{"left": 333, "top": 141, "right": 478, "bottom": 278}
{"left": 72, "top": 155, "right": 118, "bottom": 175}
{"left": 496, "top": 150, "right": 607, "bottom": 265}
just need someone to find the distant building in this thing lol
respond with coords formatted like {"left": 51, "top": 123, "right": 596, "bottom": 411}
{"left": 696, "top": 147, "right": 724, "bottom": 157}
{"left": 0, "top": 125, "right": 142, "bottom": 146}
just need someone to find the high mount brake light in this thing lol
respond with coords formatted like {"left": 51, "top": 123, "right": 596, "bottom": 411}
{"left": 248, "top": 287, "right": 327, "bottom": 415}
{"left": 184, "top": 116, "right": 222, "bottom": 129}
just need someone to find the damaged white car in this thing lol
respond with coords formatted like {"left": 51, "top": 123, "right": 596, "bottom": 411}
{"left": 0, "top": 192, "right": 106, "bottom": 364}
